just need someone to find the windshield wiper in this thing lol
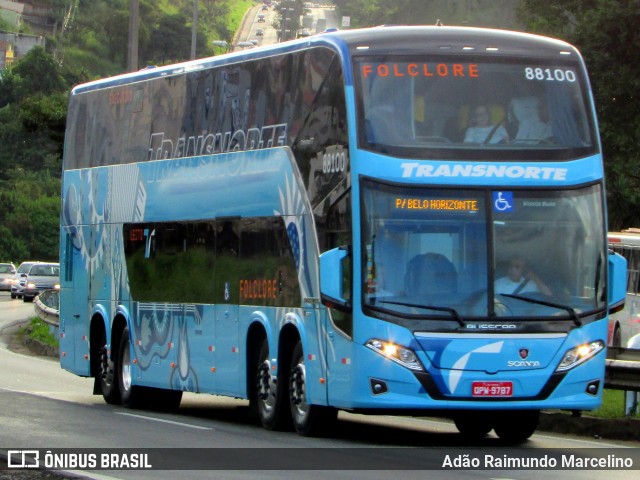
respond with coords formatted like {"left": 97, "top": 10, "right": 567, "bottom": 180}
{"left": 500, "top": 294, "right": 582, "bottom": 326}
{"left": 377, "top": 300, "right": 465, "bottom": 327}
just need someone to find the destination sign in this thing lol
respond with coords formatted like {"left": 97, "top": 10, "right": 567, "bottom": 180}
{"left": 395, "top": 198, "right": 479, "bottom": 211}
{"left": 361, "top": 63, "right": 479, "bottom": 79}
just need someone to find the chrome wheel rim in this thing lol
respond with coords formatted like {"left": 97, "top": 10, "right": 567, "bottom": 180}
{"left": 121, "top": 343, "right": 132, "bottom": 392}
{"left": 290, "top": 361, "right": 309, "bottom": 421}
{"left": 257, "top": 360, "right": 275, "bottom": 413}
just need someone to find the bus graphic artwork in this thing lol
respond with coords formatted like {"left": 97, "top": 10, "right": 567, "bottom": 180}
{"left": 60, "top": 26, "right": 626, "bottom": 442}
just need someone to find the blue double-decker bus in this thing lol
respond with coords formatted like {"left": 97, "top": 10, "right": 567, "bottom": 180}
{"left": 59, "top": 26, "right": 626, "bottom": 442}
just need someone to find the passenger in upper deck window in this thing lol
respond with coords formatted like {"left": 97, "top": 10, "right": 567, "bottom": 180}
{"left": 509, "top": 96, "right": 553, "bottom": 143}
{"left": 464, "top": 105, "right": 509, "bottom": 144}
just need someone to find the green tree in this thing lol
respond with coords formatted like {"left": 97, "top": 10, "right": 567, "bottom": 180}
{"left": 0, "top": 47, "right": 67, "bottom": 177}
{"left": 0, "top": 69, "right": 23, "bottom": 107}
{"left": 518, "top": 0, "right": 640, "bottom": 230}
{"left": 0, "top": 170, "right": 60, "bottom": 262}
{"left": 12, "top": 46, "right": 66, "bottom": 95}
{"left": 333, "top": 0, "right": 519, "bottom": 28}
{"left": 145, "top": 14, "right": 192, "bottom": 65}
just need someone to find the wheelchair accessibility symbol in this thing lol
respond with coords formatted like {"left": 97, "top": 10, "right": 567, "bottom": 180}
{"left": 493, "top": 191, "right": 514, "bottom": 212}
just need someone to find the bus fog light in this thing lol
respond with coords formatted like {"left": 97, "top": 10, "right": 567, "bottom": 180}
{"left": 556, "top": 340, "right": 604, "bottom": 372}
{"left": 366, "top": 339, "right": 424, "bottom": 371}
{"left": 586, "top": 380, "right": 600, "bottom": 396}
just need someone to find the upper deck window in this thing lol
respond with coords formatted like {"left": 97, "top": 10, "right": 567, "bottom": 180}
{"left": 354, "top": 55, "right": 597, "bottom": 161}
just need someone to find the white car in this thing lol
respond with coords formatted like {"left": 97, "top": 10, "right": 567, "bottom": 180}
{"left": 10, "top": 261, "right": 39, "bottom": 299}
{"left": 0, "top": 263, "right": 16, "bottom": 291}
{"left": 22, "top": 262, "right": 60, "bottom": 303}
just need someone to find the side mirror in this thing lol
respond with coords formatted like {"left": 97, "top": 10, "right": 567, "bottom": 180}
{"left": 319, "top": 246, "right": 351, "bottom": 312}
{"left": 608, "top": 250, "right": 627, "bottom": 314}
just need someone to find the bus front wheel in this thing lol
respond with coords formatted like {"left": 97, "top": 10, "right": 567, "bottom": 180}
{"left": 453, "top": 411, "right": 493, "bottom": 438}
{"left": 493, "top": 410, "right": 539, "bottom": 444}
{"left": 289, "top": 341, "right": 337, "bottom": 436}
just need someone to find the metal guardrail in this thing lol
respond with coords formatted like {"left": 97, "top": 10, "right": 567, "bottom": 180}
{"left": 605, "top": 346, "right": 640, "bottom": 392}
{"left": 33, "top": 289, "right": 59, "bottom": 328}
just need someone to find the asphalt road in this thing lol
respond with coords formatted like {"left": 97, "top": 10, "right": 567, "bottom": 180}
{"left": 234, "top": 4, "right": 339, "bottom": 50}
{"left": 0, "top": 292, "right": 638, "bottom": 479}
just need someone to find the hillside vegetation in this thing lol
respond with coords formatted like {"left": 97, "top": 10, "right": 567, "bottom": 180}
{"left": 0, "top": 0, "right": 254, "bottom": 262}
{"left": 0, "top": 0, "right": 639, "bottom": 263}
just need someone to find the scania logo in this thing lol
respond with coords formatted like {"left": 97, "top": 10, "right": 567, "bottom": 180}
{"left": 507, "top": 360, "right": 541, "bottom": 367}
{"left": 466, "top": 323, "right": 517, "bottom": 330}
{"left": 519, "top": 348, "right": 529, "bottom": 359}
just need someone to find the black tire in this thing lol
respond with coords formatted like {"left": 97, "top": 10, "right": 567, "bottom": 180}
{"left": 612, "top": 326, "right": 622, "bottom": 348}
{"left": 493, "top": 410, "right": 539, "bottom": 444}
{"left": 98, "top": 338, "right": 121, "bottom": 405}
{"left": 10, "top": 293, "right": 16, "bottom": 299}
{"left": 117, "top": 326, "right": 147, "bottom": 408}
{"left": 255, "top": 338, "right": 291, "bottom": 430}
{"left": 23, "top": 295, "right": 33, "bottom": 303}
{"left": 289, "top": 341, "right": 337, "bottom": 436}
{"left": 453, "top": 411, "right": 493, "bottom": 439}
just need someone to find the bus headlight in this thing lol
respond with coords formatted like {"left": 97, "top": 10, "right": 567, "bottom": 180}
{"left": 555, "top": 340, "right": 604, "bottom": 372}
{"left": 366, "top": 339, "right": 424, "bottom": 371}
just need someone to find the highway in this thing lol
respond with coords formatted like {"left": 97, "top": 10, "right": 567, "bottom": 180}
{"left": 234, "top": 4, "right": 339, "bottom": 50}
{"left": 0, "top": 292, "right": 637, "bottom": 479}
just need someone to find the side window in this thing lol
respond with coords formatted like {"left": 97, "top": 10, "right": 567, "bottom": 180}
{"left": 611, "top": 245, "right": 639, "bottom": 295}
{"left": 124, "top": 222, "right": 216, "bottom": 303}
{"left": 629, "top": 248, "right": 640, "bottom": 294}
{"left": 64, "top": 233, "right": 74, "bottom": 282}
{"left": 293, "top": 52, "right": 349, "bottom": 208}
{"left": 238, "top": 217, "right": 301, "bottom": 307}
{"left": 124, "top": 218, "right": 301, "bottom": 306}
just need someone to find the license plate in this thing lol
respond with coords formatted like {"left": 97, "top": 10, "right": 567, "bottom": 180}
{"left": 472, "top": 381, "right": 513, "bottom": 397}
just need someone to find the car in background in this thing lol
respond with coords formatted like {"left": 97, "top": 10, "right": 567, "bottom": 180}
{"left": 0, "top": 263, "right": 16, "bottom": 291}
{"left": 22, "top": 262, "right": 60, "bottom": 303}
{"left": 10, "top": 261, "right": 39, "bottom": 299}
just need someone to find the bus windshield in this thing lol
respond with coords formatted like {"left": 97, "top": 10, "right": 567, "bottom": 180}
{"left": 355, "top": 56, "right": 596, "bottom": 160}
{"left": 361, "top": 180, "right": 605, "bottom": 320}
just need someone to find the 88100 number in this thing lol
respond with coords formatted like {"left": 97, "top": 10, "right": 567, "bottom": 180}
{"left": 524, "top": 67, "right": 577, "bottom": 83}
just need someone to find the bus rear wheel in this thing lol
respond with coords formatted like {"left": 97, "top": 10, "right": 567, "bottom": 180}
{"left": 98, "top": 341, "right": 121, "bottom": 405}
{"left": 493, "top": 410, "right": 539, "bottom": 444}
{"left": 255, "top": 338, "right": 291, "bottom": 430}
{"left": 117, "top": 326, "right": 147, "bottom": 408}
{"left": 289, "top": 341, "right": 337, "bottom": 436}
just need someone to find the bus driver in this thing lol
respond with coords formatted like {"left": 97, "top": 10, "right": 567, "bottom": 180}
{"left": 495, "top": 255, "right": 551, "bottom": 296}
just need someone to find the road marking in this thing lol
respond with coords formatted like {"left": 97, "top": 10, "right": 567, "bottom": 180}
{"left": 115, "top": 411, "right": 213, "bottom": 430}
{"left": 533, "top": 432, "right": 633, "bottom": 448}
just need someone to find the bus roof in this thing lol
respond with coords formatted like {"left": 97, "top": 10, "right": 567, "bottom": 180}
{"left": 71, "top": 25, "right": 579, "bottom": 95}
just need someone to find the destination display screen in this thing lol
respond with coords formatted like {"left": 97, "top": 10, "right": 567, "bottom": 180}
{"left": 355, "top": 55, "right": 596, "bottom": 161}
{"left": 394, "top": 197, "right": 479, "bottom": 212}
